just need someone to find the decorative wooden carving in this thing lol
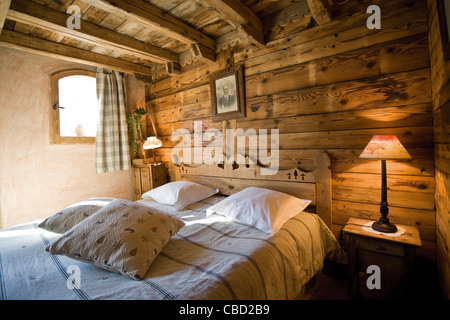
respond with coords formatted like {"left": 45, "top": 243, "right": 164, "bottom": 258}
{"left": 264, "top": 1, "right": 311, "bottom": 31}
{"left": 170, "top": 152, "right": 332, "bottom": 229}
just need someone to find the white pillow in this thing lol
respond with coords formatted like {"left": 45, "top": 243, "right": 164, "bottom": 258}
{"left": 142, "top": 181, "right": 219, "bottom": 210}
{"left": 206, "top": 187, "right": 311, "bottom": 234}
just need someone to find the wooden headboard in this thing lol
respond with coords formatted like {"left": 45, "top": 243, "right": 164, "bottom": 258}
{"left": 169, "top": 152, "right": 332, "bottom": 229}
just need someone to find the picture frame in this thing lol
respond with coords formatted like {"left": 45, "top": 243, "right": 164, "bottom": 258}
{"left": 437, "top": 0, "right": 450, "bottom": 60}
{"left": 210, "top": 64, "right": 246, "bottom": 122}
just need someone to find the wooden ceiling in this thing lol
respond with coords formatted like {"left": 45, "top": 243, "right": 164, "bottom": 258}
{"left": 0, "top": 0, "right": 334, "bottom": 79}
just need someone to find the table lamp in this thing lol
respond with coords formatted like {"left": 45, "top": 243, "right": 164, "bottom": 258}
{"left": 143, "top": 136, "right": 163, "bottom": 164}
{"left": 359, "top": 135, "right": 411, "bottom": 233}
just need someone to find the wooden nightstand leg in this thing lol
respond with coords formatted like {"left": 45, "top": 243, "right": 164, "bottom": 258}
{"left": 132, "top": 167, "right": 142, "bottom": 201}
{"left": 403, "top": 246, "right": 416, "bottom": 298}
{"left": 347, "top": 236, "right": 358, "bottom": 299}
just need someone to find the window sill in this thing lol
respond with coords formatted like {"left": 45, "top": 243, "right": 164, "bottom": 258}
{"left": 50, "top": 136, "right": 95, "bottom": 144}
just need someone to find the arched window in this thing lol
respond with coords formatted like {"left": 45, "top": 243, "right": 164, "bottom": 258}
{"left": 50, "top": 69, "right": 97, "bottom": 144}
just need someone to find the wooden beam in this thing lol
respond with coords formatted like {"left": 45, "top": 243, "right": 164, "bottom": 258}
{"left": 180, "top": 43, "right": 217, "bottom": 66}
{"left": 198, "top": 0, "right": 265, "bottom": 49}
{"left": 82, "top": 0, "right": 215, "bottom": 62}
{"left": 150, "top": 63, "right": 167, "bottom": 81}
{"left": 0, "top": 0, "right": 11, "bottom": 32}
{"left": 7, "top": 0, "right": 178, "bottom": 64}
{"left": 307, "top": 0, "right": 332, "bottom": 25}
{"left": 0, "top": 29, "right": 153, "bottom": 75}
{"left": 166, "top": 61, "right": 181, "bottom": 76}
{"left": 216, "top": 25, "right": 263, "bottom": 52}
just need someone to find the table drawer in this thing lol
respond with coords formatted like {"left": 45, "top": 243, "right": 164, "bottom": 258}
{"left": 355, "top": 237, "right": 405, "bottom": 257}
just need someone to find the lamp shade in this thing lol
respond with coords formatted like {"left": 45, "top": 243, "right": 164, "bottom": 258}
{"left": 143, "top": 136, "right": 162, "bottom": 150}
{"left": 359, "top": 135, "right": 411, "bottom": 160}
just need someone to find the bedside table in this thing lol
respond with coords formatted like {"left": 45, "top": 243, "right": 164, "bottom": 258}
{"left": 132, "top": 163, "right": 167, "bottom": 200}
{"left": 343, "top": 218, "right": 421, "bottom": 299}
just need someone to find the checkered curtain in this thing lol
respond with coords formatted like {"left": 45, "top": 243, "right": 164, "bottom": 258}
{"left": 95, "top": 68, "right": 130, "bottom": 173}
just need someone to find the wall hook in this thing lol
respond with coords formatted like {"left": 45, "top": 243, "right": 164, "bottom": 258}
{"left": 53, "top": 104, "right": 65, "bottom": 110}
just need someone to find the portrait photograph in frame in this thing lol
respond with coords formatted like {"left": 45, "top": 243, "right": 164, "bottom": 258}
{"left": 210, "top": 65, "right": 246, "bottom": 122}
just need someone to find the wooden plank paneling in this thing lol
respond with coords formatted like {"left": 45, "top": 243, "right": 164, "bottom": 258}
{"left": 147, "top": 0, "right": 436, "bottom": 261}
{"left": 236, "top": 4, "right": 428, "bottom": 73}
{"left": 238, "top": 104, "right": 432, "bottom": 133}
{"left": 332, "top": 172, "right": 435, "bottom": 194}
{"left": 245, "top": 68, "right": 431, "bottom": 112}
{"left": 332, "top": 185, "right": 434, "bottom": 211}
{"left": 161, "top": 126, "right": 434, "bottom": 150}
{"left": 328, "top": 147, "right": 435, "bottom": 176}
{"left": 156, "top": 147, "right": 435, "bottom": 176}
{"left": 153, "top": 68, "right": 431, "bottom": 124}
{"left": 428, "top": 0, "right": 450, "bottom": 298}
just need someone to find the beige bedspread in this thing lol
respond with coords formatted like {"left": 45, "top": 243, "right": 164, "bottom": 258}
{"left": 0, "top": 195, "right": 339, "bottom": 300}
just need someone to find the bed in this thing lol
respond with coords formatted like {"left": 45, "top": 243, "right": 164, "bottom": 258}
{"left": 0, "top": 152, "right": 340, "bottom": 300}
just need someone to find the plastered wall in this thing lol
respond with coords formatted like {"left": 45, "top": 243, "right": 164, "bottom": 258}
{"left": 0, "top": 47, "right": 134, "bottom": 228}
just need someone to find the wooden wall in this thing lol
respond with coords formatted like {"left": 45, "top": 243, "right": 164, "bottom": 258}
{"left": 146, "top": 0, "right": 435, "bottom": 260}
{"left": 428, "top": 0, "right": 450, "bottom": 299}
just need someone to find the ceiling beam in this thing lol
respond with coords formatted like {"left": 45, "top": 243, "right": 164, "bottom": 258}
{"left": 0, "top": 29, "right": 153, "bottom": 75}
{"left": 0, "top": 0, "right": 11, "bottom": 32}
{"left": 180, "top": 43, "right": 218, "bottom": 66}
{"left": 307, "top": 0, "right": 332, "bottom": 25}
{"left": 7, "top": 0, "right": 178, "bottom": 64}
{"left": 198, "top": 0, "right": 265, "bottom": 49}
{"left": 82, "top": 0, "right": 216, "bottom": 62}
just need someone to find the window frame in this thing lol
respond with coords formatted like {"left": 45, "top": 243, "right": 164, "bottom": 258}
{"left": 50, "top": 69, "right": 97, "bottom": 144}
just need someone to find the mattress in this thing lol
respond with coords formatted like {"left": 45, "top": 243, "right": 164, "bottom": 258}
{"left": 0, "top": 195, "right": 339, "bottom": 300}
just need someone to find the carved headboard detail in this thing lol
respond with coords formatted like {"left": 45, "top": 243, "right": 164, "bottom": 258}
{"left": 169, "top": 152, "right": 332, "bottom": 229}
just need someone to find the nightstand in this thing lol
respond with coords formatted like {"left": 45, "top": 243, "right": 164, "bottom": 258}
{"left": 132, "top": 163, "right": 167, "bottom": 200}
{"left": 343, "top": 218, "right": 421, "bottom": 299}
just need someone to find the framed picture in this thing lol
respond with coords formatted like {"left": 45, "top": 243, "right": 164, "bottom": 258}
{"left": 210, "top": 65, "right": 246, "bottom": 122}
{"left": 437, "top": 0, "right": 450, "bottom": 60}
